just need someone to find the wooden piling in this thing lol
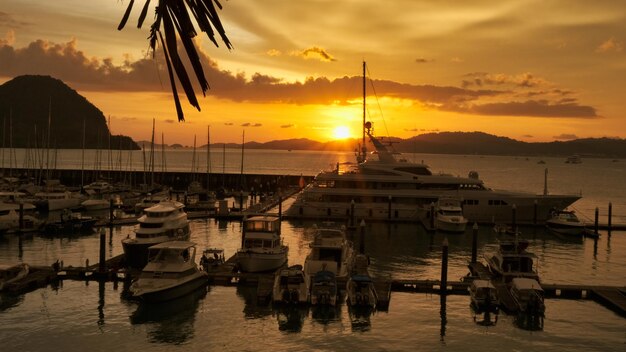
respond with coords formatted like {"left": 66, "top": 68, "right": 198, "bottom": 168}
{"left": 441, "top": 238, "right": 448, "bottom": 294}
{"left": 594, "top": 207, "right": 599, "bottom": 236}
{"left": 109, "top": 199, "right": 114, "bottom": 225}
{"left": 430, "top": 202, "right": 435, "bottom": 229}
{"left": 359, "top": 220, "right": 366, "bottom": 254}
{"left": 471, "top": 223, "right": 478, "bottom": 264}
{"left": 98, "top": 228, "right": 106, "bottom": 273}
{"left": 387, "top": 196, "right": 392, "bottom": 220}
{"left": 350, "top": 199, "right": 355, "bottom": 228}
{"left": 18, "top": 203, "right": 24, "bottom": 232}
{"left": 512, "top": 204, "right": 517, "bottom": 231}
{"left": 533, "top": 200, "right": 538, "bottom": 226}
{"left": 608, "top": 202, "right": 612, "bottom": 237}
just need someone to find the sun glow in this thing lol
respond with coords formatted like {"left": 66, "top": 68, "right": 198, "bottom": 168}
{"left": 332, "top": 126, "right": 352, "bottom": 140}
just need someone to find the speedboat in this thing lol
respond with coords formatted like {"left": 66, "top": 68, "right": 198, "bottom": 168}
{"left": 468, "top": 279, "right": 499, "bottom": 313}
{"left": 130, "top": 241, "right": 208, "bottom": 302}
{"left": 346, "top": 253, "right": 377, "bottom": 308}
{"left": 434, "top": 198, "right": 468, "bottom": 233}
{"left": 304, "top": 225, "right": 355, "bottom": 305}
{"left": 273, "top": 264, "right": 309, "bottom": 304}
{"left": 236, "top": 215, "right": 288, "bottom": 273}
{"left": 122, "top": 200, "right": 190, "bottom": 268}
{"left": 485, "top": 238, "right": 539, "bottom": 283}
{"left": 510, "top": 278, "right": 545, "bottom": 316}
{"left": 0, "top": 202, "right": 43, "bottom": 233}
{"left": 546, "top": 209, "right": 587, "bottom": 237}
{"left": 285, "top": 62, "right": 580, "bottom": 224}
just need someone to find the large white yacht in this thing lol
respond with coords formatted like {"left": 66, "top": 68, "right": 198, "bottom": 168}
{"left": 122, "top": 200, "right": 190, "bottom": 268}
{"left": 285, "top": 62, "right": 580, "bottom": 224}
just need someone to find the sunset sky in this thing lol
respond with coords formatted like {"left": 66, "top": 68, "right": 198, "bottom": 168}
{"left": 1, "top": 0, "right": 624, "bottom": 145}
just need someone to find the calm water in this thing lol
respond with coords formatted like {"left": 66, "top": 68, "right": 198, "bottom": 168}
{"left": 1, "top": 150, "right": 625, "bottom": 351}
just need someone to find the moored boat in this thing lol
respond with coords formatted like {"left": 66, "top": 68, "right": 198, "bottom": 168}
{"left": 236, "top": 215, "right": 288, "bottom": 273}
{"left": 434, "top": 198, "right": 468, "bottom": 233}
{"left": 310, "top": 270, "right": 338, "bottom": 306}
{"left": 485, "top": 238, "right": 539, "bottom": 283}
{"left": 273, "top": 264, "right": 309, "bottom": 304}
{"left": 468, "top": 279, "right": 499, "bottom": 313}
{"left": 546, "top": 209, "right": 587, "bottom": 237}
{"left": 130, "top": 241, "right": 208, "bottom": 302}
{"left": 510, "top": 277, "right": 545, "bottom": 316}
{"left": 122, "top": 200, "right": 190, "bottom": 268}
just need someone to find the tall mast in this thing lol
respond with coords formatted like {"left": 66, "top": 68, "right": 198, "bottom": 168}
{"left": 46, "top": 98, "right": 51, "bottom": 182}
{"left": 240, "top": 130, "right": 245, "bottom": 190}
{"left": 206, "top": 125, "right": 211, "bottom": 191}
{"left": 361, "top": 61, "right": 367, "bottom": 163}
{"left": 150, "top": 118, "right": 155, "bottom": 187}
{"left": 81, "top": 117, "right": 85, "bottom": 187}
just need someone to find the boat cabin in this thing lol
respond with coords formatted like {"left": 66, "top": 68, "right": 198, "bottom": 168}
{"left": 146, "top": 241, "right": 197, "bottom": 267}
{"left": 241, "top": 215, "right": 281, "bottom": 248}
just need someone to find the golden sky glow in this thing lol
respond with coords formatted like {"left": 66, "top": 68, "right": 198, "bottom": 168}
{"left": 1, "top": 0, "right": 625, "bottom": 145}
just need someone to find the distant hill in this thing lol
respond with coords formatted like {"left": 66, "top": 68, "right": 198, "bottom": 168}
{"left": 0, "top": 75, "right": 139, "bottom": 149}
{"left": 137, "top": 131, "right": 626, "bottom": 158}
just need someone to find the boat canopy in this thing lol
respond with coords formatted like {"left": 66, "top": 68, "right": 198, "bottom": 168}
{"left": 511, "top": 278, "right": 543, "bottom": 291}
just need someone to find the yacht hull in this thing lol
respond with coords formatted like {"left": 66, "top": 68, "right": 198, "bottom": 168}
{"left": 436, "top": 218, "right": 468, "bottom": 233}
{"left": 132, "top": 272, "right": 208, "bottom": 303}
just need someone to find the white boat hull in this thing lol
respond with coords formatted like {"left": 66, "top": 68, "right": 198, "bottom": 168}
{"left": 436, "top": 218, "right": 468, "bottom": 233}
{"left": 131, "top": 271, "right": 208, "bottom": 302}
{"left": 237, "top": 250, "right": 287, "bottom": 273}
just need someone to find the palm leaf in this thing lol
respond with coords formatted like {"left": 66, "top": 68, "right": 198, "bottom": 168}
{"left": 117, "top": 0, "right": 135, "bottom": 30}
{"left": 119, "top": 0, "right": 232, "bottom": 121}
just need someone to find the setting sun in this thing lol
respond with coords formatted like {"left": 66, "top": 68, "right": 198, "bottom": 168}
{"left": 332, "top": 126, "right": 352, "bottom": 139}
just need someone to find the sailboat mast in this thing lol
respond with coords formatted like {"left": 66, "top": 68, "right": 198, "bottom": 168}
{"left": 46, "top": 97, "right": 51, "bottom": 182}
{"left": 240, "top": 130, "right": 245, "bottom": 190}
{"left": 206, "top": 125, "right": 211, "bottom": 191}
{"left": 81, "top": 118, "right": 85, "bottom": 187}
{"left": 362, "top": 61, "right": 367, "bottom": 163}
{"left": 150, "top": 118, "right": 155, "bottom": 187}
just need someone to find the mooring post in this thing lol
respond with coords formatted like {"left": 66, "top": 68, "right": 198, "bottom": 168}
{"left": 98, "top": 228, "right": 106, "bottom": 273}
{"left": 512, "top": 204, "right": 517, "bottom": 231}
{"left": 441, "top": 238, "right": 449, "bottom": 294}
{"left": 18, "top": 203, "right": 24, "bottom": 232}
{"left": 239, "top": 191, "right": 244, "bottom": 211}
{"left": 533, "top": 200, "right": 538, "bottom": 226}
{"left": 109, "top": 199, "right": 114, "bottom": 225}
{"left": 350, "top": 199, "right": 355, "bottom": 228}
{"left": 594, "top": 207, "right": 599, "bottom": 237}
{"left": 608, "top": 202, "right": 612, "bottom": 237}
{"left": 387, "top": 195, "right": 392, "bottom": 220}
{"left": 359, "top": 219, "right": 366, "bottom": 254}
{"left": 278, "top": 195, "right": 283, "bottom": 235}
{"left": 184, "top": 192, "right": 188, "bottom": 206}
{"left": 430, "top": 202, "right": 435, "bottom": 230}
{"left": 471, "top": 223, "right": 478, "bottom": 264}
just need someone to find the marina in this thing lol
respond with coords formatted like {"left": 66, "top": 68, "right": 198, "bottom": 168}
{"left": 1, "top": 151, "right": 625, "bottom": 351}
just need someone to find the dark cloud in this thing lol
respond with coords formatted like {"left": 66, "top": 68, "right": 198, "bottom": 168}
{"left": 523, "top": 134, "right": 534, "bottom": 138}
{"left": 453, "top": 100, "right": 598, "bottom": 118}
{"left": 553, "top": 133, "right": 579, "bottom": 140}
{"left": 0, "top": 12, "right": 29, "bottom": 27}
{"left": 241, "top": 122, "right": 250, "bottom": 127}
{"left": 280, "top": 124, "right": 294, "bottom": 128}
{"left": 224, "top": 122, "right": 234, "bottom": 126}
{"left": 296, "top": 47, "right": 336, "bottom": 62}
{"left": 0, "top": 39, "right": 599, "bottom": 119}
{"left": 241, "top": 122, "right": 262, "bottom": 127}
{"left": 164, "top": 119, "right": 175, "bottom": 124}
{"left": 415, "top": 58, "right": 432, "bottom": 63}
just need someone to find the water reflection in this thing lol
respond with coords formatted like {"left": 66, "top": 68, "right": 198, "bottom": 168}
{"left": 274, "top": 304, "right": 309, "bottom": 332}
{"left": 235, "top": 285, "right": 272, "bottom": 319}
{"left": 129, "top": 286, "right": 208, "bottom": 344}
{"left": 348, "top": 305, "right": 373, "bottom": 332}
{"left": 514, "top": 311, "right": 544, "bottom": 331}
{"left": 311, "top": 304, "right": 341, "bottom": 326}
{"left": 471, "top": 305, "right": 498, "bottom": 327}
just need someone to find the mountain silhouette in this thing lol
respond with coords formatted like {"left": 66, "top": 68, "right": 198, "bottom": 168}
{"left": 0, "top": 75, "right": 138, "bottom": 149}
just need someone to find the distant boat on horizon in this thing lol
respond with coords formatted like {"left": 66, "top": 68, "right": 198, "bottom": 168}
{"left": 565, "top": 155, "right": 582, "bottom": 164}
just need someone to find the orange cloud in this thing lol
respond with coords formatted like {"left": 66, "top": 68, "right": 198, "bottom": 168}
{"left": 596, "top": 37, "right": 623, "bottom": 53}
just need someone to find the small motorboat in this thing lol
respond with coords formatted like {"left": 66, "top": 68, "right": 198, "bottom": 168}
{"left": 310, "top": 270, "right": 338, "bottom": 306}
{"left": 434, "top": 198, "right": 468, "bottom": 233}
{"left": 130, "top": 241, "right": 208, "bottom": 302}
{"left": 510, "top": 278, "right": 545, "bottom": 316}
{"left": 0, "top": 263, "right": 29, "bottom": 292}
{"left": 273, "top": 264, "right": 309, "bottom": 305}
{"left": 468, "top": 279, "right": 499, "bottom": 313}
{"left": 546, "top": 210, "right": 587, "bottom": 237}
{"left": 43, "top": 211, "right": 97, "bottom": 236}
{"left": 199, "top": 248, "right": 225, "bottom": 272}
{"left": 346, "top": 254, "right": 377, "bottom": 308}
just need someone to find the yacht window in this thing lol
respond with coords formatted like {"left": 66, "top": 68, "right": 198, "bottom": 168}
{"left": 463, "top": 199, "right": 479, "bottom": 206}
{"left": 488, "top": 200, "right": 508, "bottom": 206}
{"left": 140, "top": 223, "right": 163, "bottom": 229}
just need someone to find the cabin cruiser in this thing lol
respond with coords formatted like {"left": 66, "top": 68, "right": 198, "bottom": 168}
{"left": 122, "top": 200, "right": 190, "bottom": 268}
{"left": 273, "top": 264, "right": 309, "bottom": 304}
{"left": 546, "top": 209, "right": 587, "bottom": 237}
{"left": 130, "top": 241, "right": 208, "bottom": 302}
{"left": 33, "top": 190, "right": 84, "bottom": 212}
{"left": 346, "top": 253, "right": 377, "bottom": 308}
{"left": 468, "top": 279, "right": 499, "bottom": 313}
{"left": 309, "top": 270, "right": 338, "bottom": 306}
{"left": 485, "top": 238, "right": 539, "bottom": 283}
{"left": 236, "top": 215, "right": 288, "bottom": 273}
{"left": 304, "top": 225, "right": 355, "bottom": 305}
{"left": 285, "top": 62, "right": 580, "bottom": 224}
{"left": 510, "top": 278, "right": 545, "bottom": 316}
{"left": 134, "top": 192, "right": 169, "bottom": 214}
{"left": 435, "top": 198, "right": 468, "bottom": 233}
